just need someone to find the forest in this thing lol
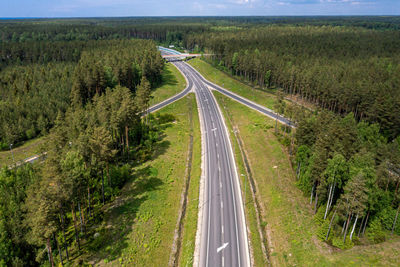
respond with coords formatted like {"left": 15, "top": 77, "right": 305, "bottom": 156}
{"left": 186, "top": 26, "right": 400, "bottom": 139}
{"left": 0, "top": 19, "right": 166, "bottom": 265}
{"left": 1, "top": 16, "right": 400, "bottom": 266}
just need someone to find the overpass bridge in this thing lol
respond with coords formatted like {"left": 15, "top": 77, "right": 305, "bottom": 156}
{"left": 161, "top": 53, "right": 203, "bottom": 62}
{"left": 162, "top": 53, "right": 202, "bottom": 59}
{"left": 158, "top": 46, "right": 208, "bottom": 61}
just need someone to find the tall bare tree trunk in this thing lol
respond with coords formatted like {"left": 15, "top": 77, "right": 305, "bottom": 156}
{"left": 328, "top": 182, "right": 336, "bottom": 213}
{"left": 326, "top": 209, "right": 337, "bottom": 241}
{"left": 107, "top": 163, "right": 111, "bottom": 187}
{"left": 362, "top": 210, "right": 370, "bottom": 236}
{"left": 392, "top": 205, "right": 399, "bottom": 235}
{"left": 314, "top": 193, "right": 319, "bottom": 214}
{"left": 87, "top": 186, "right": 91, "bottom": 218}
{"left": 125, "top": 125, "right": 129, "bottom": 156}
{"left": 71, "top": 203, "right": 80, "bottom": 251}
{"left": 78, "top": 202, "right": 85, "bottom": 235}
{"left": 343, "top": 213, "right": 352, "bottom": 243}
{"left": 60, "top": 211, "right": 69, "bottom": 261}
{"left": 46, "top": 238, "right": 55, "bottom": 267}
{"left": 54, "top": 233, "right": 63, "bottom": 266}
{"left": 101, "top": 168, "right": 105, "bottom": 205}
{"left": 296, "top": 162, "right": 301, "bottom": 180}
{"left": 350, "top": 214, "right": 358, "bottom": 240}
{"left": 324, "top": 183, "right": 333, "bottom": 220}
{"left": 310, "top": 182, "right": 315, "bottom": 205}
{"left": 358, "top": 216, "right": 365, "bottom": 237}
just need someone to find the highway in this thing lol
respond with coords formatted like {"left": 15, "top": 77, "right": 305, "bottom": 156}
{"left": 16, "top": 47, "right": 287, "bottom": 265}
{"left": 158, "top": 46, "right": 294, "bottom": 128}
{"left": 160, "top": 49, "right": 251, "bottom": 267}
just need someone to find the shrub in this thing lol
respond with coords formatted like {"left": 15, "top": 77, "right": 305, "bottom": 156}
{"left": 25, "top": 128, "right": 36, "bottom": 140}
{"left": 331, "top": 235, "right": 354, "bottom": 249}
{"left": 375, "top": 207, "right": 400, "bottom": 235}
{"left": 0, "top": 142, "right": 8, "bottom": 151}
{"left": 317, "top": 218, "right": 331, "bottom": 241}
{"left": 314, "top": 205, "right": 326, "bottom": 225}
{"left": 156, "top": 113, "right": 175, "bottom": 124}
{"left": 110, "top": 164, "right": 132, "bottom": 189}
{"left": 366, "top": 218, "right": 386, "bottom": 244}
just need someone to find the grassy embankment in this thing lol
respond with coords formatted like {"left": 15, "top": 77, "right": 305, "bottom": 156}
{"left": 213, "top": 91, "right": 400, "bottom": 266}
{"left": 71, "top": 94, "right": 201, "bottom": 266}
{"left": 178, "top": 95, "right": 201, "bottom": 267}
{"left": 149, "top": 62, "right": 186, "bottom": 107}
{"left": 0, "top": 136, "right": 46, "bottom": 168}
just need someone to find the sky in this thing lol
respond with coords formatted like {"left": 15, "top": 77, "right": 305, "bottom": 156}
{"left": 1, "top": 0, "right": 399, "bottom": 17}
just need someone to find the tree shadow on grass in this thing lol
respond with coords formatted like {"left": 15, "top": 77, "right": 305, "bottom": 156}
{"left": 85, "top": 166, "right": 164, "bottom": 264}
{"left": 83, "top": 117, "right": 175, "bottom": 264}
{"left": 152, "top": 140, "right": 171, "bottom": 161}
{"left": 152, "top": 64, "right": 178, "bottom": 90}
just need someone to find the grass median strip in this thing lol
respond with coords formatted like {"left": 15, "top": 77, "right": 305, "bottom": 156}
{"left": 150, "top": 63, "right": 186, "bottom": 107}
{"left": 213, "top": 91, "right": 400, "bottom": 266}
{"left": 178, "top": 93, "right": 201, "bottom": 267}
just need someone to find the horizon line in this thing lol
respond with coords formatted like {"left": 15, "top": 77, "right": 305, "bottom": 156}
{"left": 1, "top": 15, "right": 400, "bottom": 20}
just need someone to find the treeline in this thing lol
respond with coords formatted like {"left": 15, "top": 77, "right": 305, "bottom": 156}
{"left": 0, "top": 39, "right": 163, "bottom": 149}
{"left": 186, "top": 26, "right": 400, "bottom": 139}
{"left": 0, "top": 39, "right": 164, "bottom": 70}
{"left": 295, "top": 111, "right": 400, "bottom": 248}
{"left": 0, "top": 40, "right": 108, "bottom": 69}
{"left": 0, "top": 19, "right": 208, "bottom": 46}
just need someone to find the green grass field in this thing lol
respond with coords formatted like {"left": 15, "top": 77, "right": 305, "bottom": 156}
{"left": 178, "top": 94, "right": 201, "bottom": 267}
{"left": 213, "top": 92, "right": 400, "bottom": 266}
{"left": 149, "top": 63, "right": 186, "bottom": 107}
{"left": 188, "top": 58, "right": 278, "bottom": 110}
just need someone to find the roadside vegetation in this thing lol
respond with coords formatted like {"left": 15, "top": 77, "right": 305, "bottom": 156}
{"left": 0, "top": 39, "right": 166, "bottom": 266}
{"left": 214, "top": 92, "right": 400, "bottom": 266}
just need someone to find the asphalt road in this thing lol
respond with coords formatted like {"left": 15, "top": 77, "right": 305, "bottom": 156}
{"left": 160, "top": 49, "right": 251, "bottom": 267}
